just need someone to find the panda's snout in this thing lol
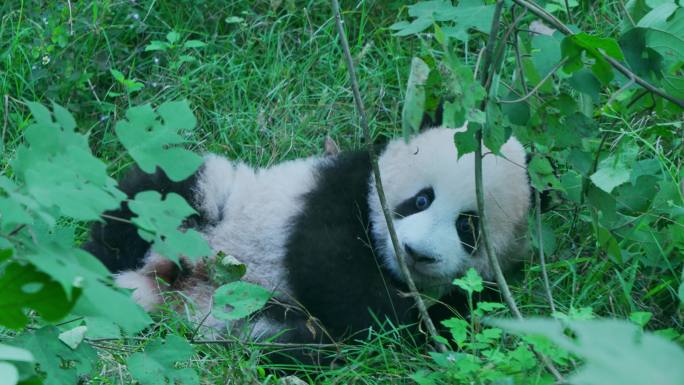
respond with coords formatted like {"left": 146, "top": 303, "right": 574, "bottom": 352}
{"left": 404, "top": 244, "right": 437, "bottom": 264}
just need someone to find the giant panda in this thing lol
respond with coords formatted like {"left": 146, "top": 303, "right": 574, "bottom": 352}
{"left": 84, "top": 124, "right": 531, "bottom": 355}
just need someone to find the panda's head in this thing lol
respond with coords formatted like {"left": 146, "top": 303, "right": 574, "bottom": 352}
{"left": 368, "top": 127, "right": 530, "bottom": 295}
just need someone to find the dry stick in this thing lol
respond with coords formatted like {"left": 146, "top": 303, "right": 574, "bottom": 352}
{"left": 535, "top": 191, "right": 556, "bottom": 314}
{"left": 510, "top": 17, "right": 557, "bottom": 314}
{"left": 476, "top": 2, "right": 564, "bottom": 381}
{"left": 330, "top": 0, "right": 447, "bottom": 354}
{"left": 512, "top": 0, "right": 684, "bottom": 109}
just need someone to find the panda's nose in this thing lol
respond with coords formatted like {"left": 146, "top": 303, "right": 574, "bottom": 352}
{"left": 404, "top": 244, "right": 437, "bottom": 264}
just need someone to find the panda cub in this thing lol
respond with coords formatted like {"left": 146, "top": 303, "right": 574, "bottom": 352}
{"left": 85, "top": 126, "right": 530, "bottom": 346}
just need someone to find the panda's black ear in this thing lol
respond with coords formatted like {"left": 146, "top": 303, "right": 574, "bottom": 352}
{"left": 419, "top": 100, "right": 444, "bottom": 131}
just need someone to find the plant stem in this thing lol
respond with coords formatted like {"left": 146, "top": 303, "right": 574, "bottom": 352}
{"left": 330, "top": 0, "right": 447, "bottom": 353}
{"left": 511, "top": 0, "right": 684, "bottom": 109}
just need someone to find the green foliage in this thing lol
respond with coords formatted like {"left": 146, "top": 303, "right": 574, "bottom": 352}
{"left": 496, "top": 319, "right": 684, "bottom": 385}
{"left": 402, "top": 57, "right": 430, "bottom": 138}
{"left": 127, "top": 335, "right": 198, "bottom": 385}
{"left": 115, "top": 101, "right": 202, "bottom": 182}
{"left": 212, "top": 281, "right": 272, "bottom": 321}
{"left": 129, "top": 191, "right": 211, "bottom": 264}
{"left": 12, "top": 327, "right": 97, "bottom": 385}
{"left": 0, "top": 343, "right": 34, "bottom": 385}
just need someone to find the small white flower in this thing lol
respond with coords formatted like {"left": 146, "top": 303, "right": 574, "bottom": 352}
{"left": 41, "top": 55, "right": 50, "bottom": 65}
{"left": 153, "top": 57, "right": 160, "bottom": 64}
{"left": 131, "top": 13, "right": 140, "bottom": 20}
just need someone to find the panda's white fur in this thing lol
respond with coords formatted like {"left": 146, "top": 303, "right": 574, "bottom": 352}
{"left": 86, "top": 126, "right": 530, "bottom": 346}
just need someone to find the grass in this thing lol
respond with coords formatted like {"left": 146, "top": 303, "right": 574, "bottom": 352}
{"left": 1, "top": 0, "right": 682, "bottom": 384}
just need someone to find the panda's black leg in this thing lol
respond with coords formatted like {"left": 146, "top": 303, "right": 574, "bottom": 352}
{"left": 83, "top": 165, "right": 205, "bottom": 273}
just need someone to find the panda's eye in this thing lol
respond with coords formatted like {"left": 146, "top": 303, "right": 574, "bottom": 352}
{"left": 415, "top": 193, "right": 431, "bottom": 210}
{"left": 456, "top": 211, "right": 479, "bottom": 255}
{"left": 393, "top": 187, "right": 435, "bottom": 218}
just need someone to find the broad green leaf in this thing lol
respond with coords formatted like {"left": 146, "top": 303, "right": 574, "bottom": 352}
{"left": 393, "top": 0, "right": 494, "bottom": 39}
{"left": 639, "top": 7, "right": 684, "bottom": 64}
{"left": 12, "top": 326, "right": 96, "bottom": 385}
{"left": 12, "top": 103, "right": 124, "bottom": 221}
{"left": 530, "top": 217, "right": 557, "bottom": 255}
{"left": 531, "top": 33, "right": 563, "bottom": 77}
{"left": 562, "top": 33, "right": 624, "bottom": 84}
{"left": 115, "top": 101, "right": 202, "bottom": 181}
{"left": 629, "top": 311, "right": 653, "bottom": 328}
{"left": 183, "top": 40, "right": 207, "bottom": 49}
{"left": 568, "top": 69, "right": 601, "bottom": 102}
{"left": 166, "top": 31, "right": 180, "bottom": 44}
{"left": 210, "top": 253, "right": 247, "bottom": 284}
{"left": 483, "top": 102, "right": 510, "bottom": 155}
{"left": 72, "top": 282, "right": 152, "bottom": 335}
{"left": 129, "top": 191, "right": 211, "bottom": 264}
{"left": 494, "top": 318, "right": 684, "bottom": 385}
{"left": 452, "top": 268, "right": 483, "bottom": 294}
{"left": 441, "top": 317, "right": 468, "bottom": 346}
{"left": 528, "top": 157, "right": 562, "bottom": 191}
{"left": 145, "top": 40, "right": 170, "bottom": 51}
{"left": 212, "top": 281, "right": 271, "bottom": 320}
{"left": 453, "top": 123, "right": 479, "bottom": 158}
{"left": 402, "top": 57, "right": 430, "bottom": 138}
{"left": 0, "top": 263, "right": 75, "bottom": 329}
{"left": 590, "top": 155, "right": 630, "bottom": 193}
{"left": 127, "top": 335, "right": 198, "bottom": 385}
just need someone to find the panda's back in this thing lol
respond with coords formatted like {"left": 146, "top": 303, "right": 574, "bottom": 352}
{"left": 201, "top": 155, "right": 328, "bottom": 294}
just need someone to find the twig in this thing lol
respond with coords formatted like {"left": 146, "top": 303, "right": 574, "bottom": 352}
{"left": 511, "top": 0, "right": 684, "bottom": 109}
{"left": 2, "top": 94, "right": 8, "bottom": 147}
{"left": 475, "top": 2, "right": 564, "bottom": 381}
{"left": 67, "top": 0, "right": 74, "bottom": 36}
{"left": 330, "top": 0, "right": 447, "bottom": 353}
{"left": 563, "top": 0, "right": 575, "bottom": 24}
{"left": 476, "top": 0, "right": 522, "bottom": 319}
{"left": 498, "top": 58, "right": 568, "bottom": 104}
{"left": 535, "top": 191, "right": 556, "bottom": 313}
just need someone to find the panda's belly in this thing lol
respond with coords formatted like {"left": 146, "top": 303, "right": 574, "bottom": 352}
{"left": 204, "top": 156, "right": 326, "bottom": 296}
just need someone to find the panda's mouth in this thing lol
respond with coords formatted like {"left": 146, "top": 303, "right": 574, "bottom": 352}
{"left": 404, "top": 244, "right": 437, "bottom": 265}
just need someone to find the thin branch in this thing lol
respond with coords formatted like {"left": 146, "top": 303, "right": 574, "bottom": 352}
{"left": 475, "top": 2, "right": 564, "bottom": 381}
{"left": 563, "top": 0, "right": 575, "bottom": 24}
{"left": 2, "top": 94, "right": 8, "bottom": 147}
{"left": 475, "top": 0, "right": 522, "bottom": 318}
{"left": 512, "top": 0, "right": 684, "bottom": 109}
{"left": 498, "top": 58, "right": 568, "bottom": 104}
{"left": 330, "top": 0, "right": 446, "bottom": 353}
{"left": 535, "top": 191, "right": 556, "bottom": 313}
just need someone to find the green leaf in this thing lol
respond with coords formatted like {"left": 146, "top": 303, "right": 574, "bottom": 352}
{"left": 393, "top": 0, "right": 495, "bottom": 39}
{"left": 639, "top": 7, "right": 684, "bottom": 64}
{"left": 452, "top": 268, "right": 483, "bottom": 294}
{"left": 129, "top": 191, "right": 211, "bottom": 264}
{"left": 441, "top": 317, "right": 469, "bottom": 346}
{"left": 402, "top": 57, "right": 430, "bottom": 138}
{"left": 166, "top": 31, "right": 180, "bottom": 44}
{"left": 72, "top": 282, "right": 152, "bottom": 335}
{"left": 145, "top": 40, "right": 170, "bottom": 52}
{"left": 210, "top": 253, "right": 247, "bottom": 284}
{"left": 562, "top": 33, "right": 624, "bottom": 84}
{"left": 11, "top": 103, "right": 124, "bottom": 221}
{"left": 212, "top": 281, "right": 271, "bottom": 320}
{"left": 678, "top": 281, "right": 684, "bottom": 307}
{"left": 12, "top": 326, "right": 96, "bottom": 385}
{"left": 494, "top": 318, "right": 684, "bottom": 385}
{"left": 528, "top": 157, "right": 562, "bottom": 191}
{"left": 0, "top": 263, "right": 75, "bottom": 329}
{"left": 127, "top": 335, "right": 198, "bottom": 385}
{"left": 590, "top": 155, "right": 631, "bottom": 193}
{"left": 224, "top": 16, "right": 245, "bottom": 24}
{"left": 483, "top": 103, "right": 511, "bottom": 155}
{"left": 183, "top": 40, "right": 207, "bottom": 49}
{"left": 629, "top": 311, "right": 653, "bottom": 328}
{"left": 531, "top": 33, "right": 563, "bottom": 77}
{"left": 568, "top": 69, "right": 601, "bottom": 102}
{"left": 453, "top": 123, "right": 479, "bottom": 158}
{"left": 115, "top": 101, "right": 202, "bottom": 181}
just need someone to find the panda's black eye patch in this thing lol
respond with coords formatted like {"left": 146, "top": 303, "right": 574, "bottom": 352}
{"left": 456, "top": 211, "right": 479, "bottom": 255}
{"left": 393, "top": 187, "right": 434, "bottom": 218}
